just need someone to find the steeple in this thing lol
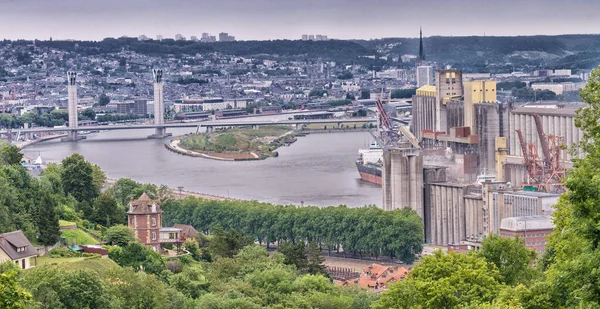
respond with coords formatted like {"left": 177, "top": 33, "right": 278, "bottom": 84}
{"left": 418, "top": 27, "right": 425, "bottom": 62}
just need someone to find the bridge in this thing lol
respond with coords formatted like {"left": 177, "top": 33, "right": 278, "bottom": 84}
{"left": 0, "top": 118, "right": 376, "bottom": 136}
{"left": 0, "top": 70, "right": 377, "bottom": 142}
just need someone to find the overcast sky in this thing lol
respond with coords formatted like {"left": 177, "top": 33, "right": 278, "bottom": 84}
{"left": 0, "top": 0, "right": 598, "bottom": 41}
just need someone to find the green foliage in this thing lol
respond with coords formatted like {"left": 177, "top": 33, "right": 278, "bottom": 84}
{"left": 209, "top": 226, "right": 254, "bottom": 258}
{"left": 21, "top": 267, "right": 111, "bottom": 309}
{"left": 360, "top": 89, "right": 371, "bottom": 99}
{"left": 496, "top": 81, "right": 526, "bottom": 91}
{"left": 37, "top": 191, "right": 61, "bottom": 246}
{"left": 98, "top": 93, "right": 110, "bottom": 106}
{"left": 309, "top": 89, "right": 328, "bottom": 97}
{"left": 184, "top": 238, "right": 203, "bottom": 261}
{"left": 479, "top": 234, "right": 537, "bottom": 286}
{"left": 374, "top": 251, "right": 502, "bottom": 309}
{"left": 279, "top": 242, "right": 308, "bottom": 272}
{"left": 61, "top": 228, "right": 99, "bottom": 246}
{"left": 0, "top": 144, "right": 23, "bottom": 165}
{"left": 391, "top": 88, "right": 417, "bottom": 99}
{"left": 179, "top": 126, "right": 291, "bottom": 155}
{"left": 79, "top": 108, "right": 96, "bottom": 120}
{"left": 109, "top": 242, "right": 165, "bottom": 275}
{"left": 92, "top": 192, "right": 125, "bottom": 227}
{"left": 162, "top": 199, "right": 423, "bottom": 263}
{"left": 337, "top": 70, "right": 354, "bottom": 80}
{"left": 539, "top": 66, "right": 600, "bottom": 307}
{"left": 104, "top": 225, "right": 134, "bottom": 246}
{"left": 511, "top": 87, "right": 557, "bottom": 102}
{"left": 0, "top": 271, "right": 31, "bottom": 309}
{"left": 60, "top": 153, "right": 99, "bottom": 203}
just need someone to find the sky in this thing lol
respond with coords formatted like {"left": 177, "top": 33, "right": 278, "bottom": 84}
{"left": 0, "top": 0, "right": 598, "bottom": 41}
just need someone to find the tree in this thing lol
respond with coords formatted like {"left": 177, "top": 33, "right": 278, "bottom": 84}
{"left": 37, "top": 192, "right": 60, "bottom": 246}
{"left": 345, "top": 93, "right": 356, "bottom": 101}
{"left": 279, "top": 242, "right": 308, "bottom": 272}
{"left": 104, "top": 224, "right": 135, "bottom": 246}
{"left": 92, "top": 192, "right": 124, "bottom": 226}
{"left": 541, "top": 66, "right": 600, "bottom": 307}
{"left": 0, "top": 144, "right": 23, "bottom": 165}
{"left": 61, "top": 153, "right": 99, "bottom": 203}
{"left": 208, "top": 226, "right": 253, "bottom": 258}
{"left": 391, "top": 88, "right": 417, "bottom": 99}
{"left": 360, "top": 89, "right": 370, "bottom": 99}
{"left": 98, "top": 93, "right": 110, "bottom": 106}
{"left": 79, "top": 108, "right": 96, "bottom": 120}
{"left": 479, "top": 234, "right": 537, "bottom": 286}
{"left": 183, "top": 238, "right": 202, "bottom": 261}
{"left": 373, "top": 251, "right": 502, "bottom": 309}
{"left": 0, "top": 271, "right": 32, "bottom": 309}
{"left": 306, "top": 241, "right": 326, "bottom": 276}
{"left": 109, "top": 242, "right": 165, "bottom": 275}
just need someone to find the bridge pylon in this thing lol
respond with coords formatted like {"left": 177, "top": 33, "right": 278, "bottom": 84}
{"left": 148, "top": 69, "right": 172, "bottom": 139}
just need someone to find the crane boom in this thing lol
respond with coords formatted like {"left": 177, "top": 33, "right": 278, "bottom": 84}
{"left": 533, "top": 114, "right": 552, "bottom": 167}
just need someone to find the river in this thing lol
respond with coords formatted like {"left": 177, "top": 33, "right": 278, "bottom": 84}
{"left": 22, "top": 123, "right": 382, "bottom": 207}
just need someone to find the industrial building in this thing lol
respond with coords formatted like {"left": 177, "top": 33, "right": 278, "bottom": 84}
{"left": 499, "top": 215, "right": 554, "bottom": 254}
{"left": 411, "top": 85, "right": 436, "bottom": 140}
{"left": 504, "top": 103, "right": 584, "bottom": 188}
{"left": 416, "top": 66, "right": 434, "bottom": 87}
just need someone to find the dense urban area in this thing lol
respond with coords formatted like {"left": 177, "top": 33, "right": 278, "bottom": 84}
{"left": 1, "top": 30, "right": 600, "bottom": 309}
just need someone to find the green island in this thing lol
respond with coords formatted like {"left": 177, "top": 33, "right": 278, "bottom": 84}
{"left": 174, "top": 125, "right": 298, "bottom": 160}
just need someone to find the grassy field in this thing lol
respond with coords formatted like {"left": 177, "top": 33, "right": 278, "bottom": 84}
{"left": 59, "top": 220, "right": 76, "bottom": 227}
{"left": 179, "top": 126, "right": 293, "bottom": 156}
{"left": 36, "top": 256, "right": 120, "bottom": 276}
{"left": 61, "top": 229, "right": 99, "bottom": 246}
{"left": 37, "top": 256, "right": 88, "bottom": 266}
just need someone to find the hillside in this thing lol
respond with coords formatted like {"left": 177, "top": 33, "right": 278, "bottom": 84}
{"left": 356, "top": 34, "right": 600, "bottom": 71}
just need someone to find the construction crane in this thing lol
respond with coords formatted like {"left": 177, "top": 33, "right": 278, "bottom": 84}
{"left": 371, "top": 90, "right": 420, "bottom": 150}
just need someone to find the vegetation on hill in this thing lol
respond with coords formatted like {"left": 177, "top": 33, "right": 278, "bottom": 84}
{"left": 61, "top": 228, "right": 99, "bottom": 246}
{"left": 178, "top": 126, "right": 295, "bottom": 159}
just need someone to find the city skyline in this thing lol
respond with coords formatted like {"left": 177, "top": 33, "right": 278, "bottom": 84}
{"left": 0, "top": 0, "right": 598, "bottom": 41}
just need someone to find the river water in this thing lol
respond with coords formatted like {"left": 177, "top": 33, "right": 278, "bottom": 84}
{"left": 22, "top": 120, "right": 382, "bottom": 207}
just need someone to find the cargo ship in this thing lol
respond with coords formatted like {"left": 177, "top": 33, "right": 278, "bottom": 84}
{"left": 356, "top": 143, "right": 383, "bottom": 185}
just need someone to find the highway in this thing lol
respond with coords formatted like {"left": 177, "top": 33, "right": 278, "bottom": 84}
{"left": 0, "top": 117, "right": 377, "bottom": 134}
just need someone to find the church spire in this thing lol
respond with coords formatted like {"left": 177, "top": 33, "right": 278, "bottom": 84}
{"left": 418, "top": 27, "right": 425, "bottom": 62}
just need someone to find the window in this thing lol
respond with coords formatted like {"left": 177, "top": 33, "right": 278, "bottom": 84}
{"left": 151, "top": 218, "right": 157, "bottom": 227}
{"left": 152, "top": 232, "right": 156, "bottom": 240}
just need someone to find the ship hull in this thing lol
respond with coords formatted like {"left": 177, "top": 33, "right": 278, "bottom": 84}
{"left": 356, "top": 162, "right": 382, "bottom": 185}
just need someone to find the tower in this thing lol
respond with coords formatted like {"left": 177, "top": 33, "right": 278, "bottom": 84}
{"left": 62, "top": 71, "right": 85, "bottom": 141}
{"left": 148, "top": 69, "right": 170, "bottom": 138}
{"left": 418, "top": 27, "right": 425, "bottom": 62}
{"left": 127, "top": 193, "right": 162, "bottom": 251}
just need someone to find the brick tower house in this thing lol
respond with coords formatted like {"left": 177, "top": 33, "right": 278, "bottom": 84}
{"left": 127, "top": 193, "right": 162, "bottom": 251}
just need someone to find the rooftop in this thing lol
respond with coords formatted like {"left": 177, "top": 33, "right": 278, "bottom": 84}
{"left": 500, "top": 215, "right": 554, "bottom": 232}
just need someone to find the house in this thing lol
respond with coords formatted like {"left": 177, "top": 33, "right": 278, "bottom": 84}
{"left": 0, "top": 230, "right": 37, "bottom": 269}
{"left": 341, "top": 263, "right": 409, "bottom": 291}
{"left": 173, "top": 224, "right": 199, "bottom": 240}
{"left": 128, "top": 193, "right": 184, "bottom": 252}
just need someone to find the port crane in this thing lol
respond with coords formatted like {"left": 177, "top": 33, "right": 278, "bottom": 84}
{"left": 515, "top": 114, "right": 566, "bottom": 193}
{"left": 371, "top": 90, "right": 420, "bottom": 150}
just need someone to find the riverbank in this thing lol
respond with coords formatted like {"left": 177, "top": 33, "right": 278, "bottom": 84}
{"left": 105, "top": 178, "right": 235, "bottom": 201}
{"left": 16, "top": 133, "right": 68, "bottom": 150}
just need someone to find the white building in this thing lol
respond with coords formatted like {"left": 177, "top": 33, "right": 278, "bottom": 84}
{"left": 416, "top": 66, "right": 434, "bottom": 87}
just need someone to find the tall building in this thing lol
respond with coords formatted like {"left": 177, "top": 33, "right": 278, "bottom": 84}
{"left": 156, "top": 35, "right": 163, "bottom": 41}
{"left": 133, "top": 99, "right": 148, "bottom": 115}
{"left": 411, "top": 85, "right": 437, "bottom": 139}
{"left": 127, "top": 193, "right": 163, "bottom": 251}
{"left": 308, "top": 35, "right": 315, "bottom": 40}
{"left": 175, "top": 34, "right": 185, "bottom": 41}
{"left": 219, "top": 32, "right": 235, "bottom": 42}
{"left": 435, "top": 69, "right": 463, "bottom": 132}
{"left": 464, "top": 80, "right": 497, "bottom": 129}
{"left": 416, "top": 66, "right": 434, "bottom": 87}
{"left": 190, "top": 36, "right": 198, "bottom": 41}
{"left": 302, "top": 34, "right": 308, "bottom": 40}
